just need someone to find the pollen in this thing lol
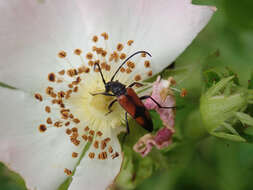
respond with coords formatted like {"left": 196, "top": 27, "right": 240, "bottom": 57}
{"left": 45, "top": 106, "right": 51, "bottom": 113}
{"left": 127, "top": 61, "right": 135, "bottom": 69}
{"left": 120, "top": 53, "right": 126, "bottom": 60}
{"left": 112, "top": 152, "right": 119, "bottom": 159}
{"left": 144, "top": 60, "right": 150, "bottom": 68}
{"left": 64, "top": 168, "right": 72, "bottom": 176}
{"left": 101, "top": 32, "right": 109, "bottom": 40}
{"left": 147, "top": 70, "right": 153, "bottom": 77}
{"left": 141, "top": 52, "right": 146, "bottom": 57}
{"left": 72, "top": 152, "right": 78, "bottom": 158}
{"left": 86, "top": 52, "right": 93, "bottom": 60}
{"left": 34, "top": 93, "right": 43, "bottom": 102}
{"left": 46, "top": 118, "right": 53, "bottom": 124}
{"left": 48, "top": 73, "right": 56, "bottom": 82}
{"left": 92, "top": 35, "right": 98, "bottom": 42}
{"left": 93, "top": 141, "right": 99, "bottom": 149}
{"left": 127, "top": 40, "right": 134, "bottom": 46}
{"left": 89, "top": 152, "right": 95, "bottom": 159}
{"left": 58, "top": 70, "right": 65, "bottom": 75}
{"left": 74, "top": 48, "right": 82, "bottom": 55}
{"left": 39, "top": 124, "right": 47, "bottom": 132}
{"left": 66, "top": 128, "right": 72, "bottom": 135}
{"left": 117, "top": 43, "right": 124, "bottom": 51}
{"left": 134, "top": 75, "right": 141, "bottom": 81}
{"left": 58, "top": 51, "right": 67, "bottom": 58}
{"left": 126, "top": 68, "right": 132, "bottom": 74}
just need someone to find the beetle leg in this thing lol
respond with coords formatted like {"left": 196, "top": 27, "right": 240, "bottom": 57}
{"left": 128, "top": 82, "right": 144, "bottom": 88}
{"left": 140, "top": 95, "right": 176, "bottom": 109}
{"left": 105, "top": 99, "right": 118, "bottom": 115}
{"left": 90, "top": 92, "right": 115, "bottom": 97}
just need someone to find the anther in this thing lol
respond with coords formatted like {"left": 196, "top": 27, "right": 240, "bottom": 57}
{"left": 86, "top": 52, "right": 93, "bottom": 60}
{"left": 64, "top": 168, "right": 72, "bottom": 176}
{"left": 93, "top": 141, "right": 99, "bottom": 149}
{"left": 89, "top": 130, "right": 95, "bottom": 136}
{"left": 147, "top": 70, "right": 153, "bottom": 77}
{"left": 73, "top": 118, "right": 80, "bottom": 124}
{"left": 84, "top": 126, "right": 90, "bottom": 131}
{"left": 66, "top": 128, "right": 72, "bottom": 135}
{"left": 46, "top": 118, "right": 53, "bottom": 124}
{"left": 101, "top": 32, "right": 109, "bottom": 40}
{"left": 34, "top": 93, "right": 43, "bottom": 102}
{"left": 92, "top": 36, "right": 98, "bottom": 42}
{"left": 127, "top": 40, "right": 134, "bottom": 46}
{"left": 58, "top": 70, "right": 65, "bottom": 75}
{"left": 144, "top": 60, "right": 150, "bottom": 68}
{"left": 112, "top": 152, "right": 119, "bottom": 159}
{"left": 45, "top": 106, "right": 51, "bottom": 113}
{"left": 48, "top": 73, "right": 56, "bottom": 82}
{"left": 89, "top": 152, "right": 95, "bottom": 159}
{"left": 134, "top": 75, "right": 141, "bottom": 81}
{"left": 72, "top": 152, "right": 78, "bottom": 158}
{"left": 120, "top": 53, "right": 126, "bottom": 60}
{"left": 39, "top": 124, "right": 47, "bottom": 132}
{"left": 96, "top": 131, "right": 103, "bottom": 136}
{"left": 82, "top": 134, "right": 88, "bottom": 141}
{"left": 58, "top": 51, "right": 67, "bottom": 58}
{"left": 117, "top": 43, "right": 124, "bottom": 51}
{"left": 108, "top": 146, "right": 113, "bottom": 153}
{"left": 74, "top": 49, "right": 82, "bottom": 55}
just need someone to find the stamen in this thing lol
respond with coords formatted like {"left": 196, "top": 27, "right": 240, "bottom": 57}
{"left": 64, "top": 168, "right": 72, "bottom": 176}
{"left": 134, "top": 75, "right": 141, "bottom": 81}
{"left": 112, "top": 152, "right": 119, "bottom": 159}
{"left": 45, "top": 106, "right": 51, "bottom": 113}
{"left": 74, "top": 49, "right": 82, "bottom": 55}
{"left": 89, "top": 152, "right": 95, "bottom": 159}
{"left": 101, "top": 32, "right": 109, "bottom": 40}
{"left": 117, "top": 43, "right": 124, "bottom": 51}
{"left": 58, "top": 70, "right": 65, "bottom": 75}
{"left": 86, "top": 52, "right": 93, "bottom": 60}
{"left": 46, "top": 118, "right": 53, "bottom": 124}
{"left": 72, "top": 152, "right": 78, "bottom": 158}
{"left": 92, "top": 36, "right": 98, "bottom": 42}
{"left": 48, "top": 73, "right": 56, "bottom": 82}
{"left": 147, "top": 70, "right": 153, "bottom": 77}
{"left": 34, "top": 93, "right": 43, "bottom": 102}
{"left": 66, "top": 128, "right": 72, "bottom": 135}
{"left": 58, "top": 51, "right": 67, "bottom": 58}
{"left": 127, "top": 40, "right": 134, "bottom": 46}
{"left": 39, "top": 124, "right": 47, "bottom": 132}
{"left": 120, "top": 53, "right": 126, "bottom": 60}
{"left": 144, "top": 60, "right": 150, "bottom": 68}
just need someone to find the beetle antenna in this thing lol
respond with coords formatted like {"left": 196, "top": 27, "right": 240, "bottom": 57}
{"left": 110, "top": 50, "right": 152, "bottom": 82}
{"left": 94, "top": 63, "right": 106, "bottom": 85}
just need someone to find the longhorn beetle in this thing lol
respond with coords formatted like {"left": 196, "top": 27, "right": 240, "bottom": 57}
{"left": 91, "top": 51, "right": 176, "bottom": 139}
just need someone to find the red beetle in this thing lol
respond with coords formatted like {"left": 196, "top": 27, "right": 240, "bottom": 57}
{"left": 92, "top": 51, "right": 175, "bottom": 136}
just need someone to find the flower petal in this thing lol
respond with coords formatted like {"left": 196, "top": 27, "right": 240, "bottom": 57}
{"left": 0, "top": 0, "right": 89, "bottom": 90}
{"left": 75, "top": 0, "right": 215, "bottom": 75}
{"left": 0, "top": 0, "right": 214, "bottom": 90}
{"left": 68, "top": 128, "right": 122, "bottom": 190}
{"left": 0, "top": 87, "right": 84, "bottom": 190}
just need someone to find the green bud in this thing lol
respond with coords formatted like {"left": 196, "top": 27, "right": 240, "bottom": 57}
{"left": 200, "top": 75, "right": 253, "bottom": 142}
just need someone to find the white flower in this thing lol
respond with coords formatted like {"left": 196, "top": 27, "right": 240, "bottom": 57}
{"left": 0, "top": 0, "right": 215, "bottom": 190}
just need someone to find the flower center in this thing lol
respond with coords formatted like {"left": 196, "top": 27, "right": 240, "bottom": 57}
{"left": 90, "top": 95, "right": 113, "bottom": 113}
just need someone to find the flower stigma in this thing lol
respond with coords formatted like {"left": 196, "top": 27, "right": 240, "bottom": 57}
{"left": 33, "top": 32, "right": 153, "bottom": 175}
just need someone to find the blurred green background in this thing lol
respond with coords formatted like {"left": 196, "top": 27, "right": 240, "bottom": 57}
{"left": 1, "top": 0, "right": 253, "bottom": 189}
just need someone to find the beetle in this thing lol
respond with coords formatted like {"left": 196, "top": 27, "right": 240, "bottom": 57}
{"left": 91, "top": 51, "right": 176, "bottom": 137}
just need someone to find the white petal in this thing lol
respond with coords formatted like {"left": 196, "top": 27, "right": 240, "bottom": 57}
{"left": 0, "top": 0, "right": 89, "bottom": 91}
{"left": 0, "top": 87, "right": 84, "bottom": 190}
{"left": 68, "top": 129, "right": 123, "bottom": 190}
{"left": 75, "top": 0, "right": 215, "bottom": 75}
{"left": 1, "top": 0, "right": 214, "bottom": 90}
